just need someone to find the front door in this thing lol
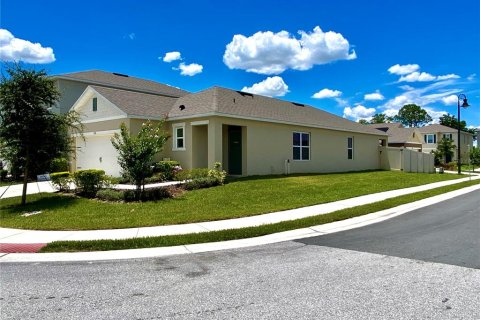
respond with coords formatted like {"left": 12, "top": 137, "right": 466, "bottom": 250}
{"left": 228, "top": 126, "right": 242, "bottom": 175}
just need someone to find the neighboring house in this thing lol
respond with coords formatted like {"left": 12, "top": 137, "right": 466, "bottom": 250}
{"left": 368, "top": 123, "right": 423, "bottom": 151}
{"left": 417, "top": 124, "right": 474, "bottom": 163}
{"left": 68, "top": 73, "right": 388, "bottom": 176}
{"left": 52, "top": 70, "right": 189, "bottom": 114}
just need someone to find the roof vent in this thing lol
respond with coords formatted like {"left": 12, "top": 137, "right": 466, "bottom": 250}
{"left": 237, "top": 91, "right": 253, "bottom": 97}
{"left": 292, "top": 102, "right": 304, "bottom": 107}
{"left": 112, "top": 72, "right": 129, "bottom": 77}
{"left": 179, "top": 105, "right": 185, "bottom": 111}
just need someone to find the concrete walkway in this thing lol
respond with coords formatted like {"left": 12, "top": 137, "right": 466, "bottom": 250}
{"left": 1, "top": 174, "right": 479, "bottom": 247}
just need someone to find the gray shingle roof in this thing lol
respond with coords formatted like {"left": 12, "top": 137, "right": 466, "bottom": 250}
{"left": 55, "top": 70, "right": 189, "bottom": 97}
{"left": 169, "top": 87, "right": 387, "bottom": 136}
{"left": 367, "top": 123, "right": 422, "bottom": 144}
{"left": 91, "top": 86, "right": 177, "bottom": 118}
{"left": 417, "top": 124, "right": 461, "bottom": 134}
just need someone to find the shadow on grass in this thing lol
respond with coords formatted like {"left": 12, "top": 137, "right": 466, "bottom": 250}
{"left": 0, "top": 193, "right": 80, "bottom": 215}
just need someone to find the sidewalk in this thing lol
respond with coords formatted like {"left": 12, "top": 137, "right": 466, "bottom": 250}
{"left": 1, "top": 174, "right": 479, "bottom": 250}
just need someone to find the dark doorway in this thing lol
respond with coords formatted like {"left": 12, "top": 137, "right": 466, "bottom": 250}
{"left": 446, "top": 153, "right": 452, "bottom": 163}
{"left": 228, "top": 126, "right": 242, "bottom": 175}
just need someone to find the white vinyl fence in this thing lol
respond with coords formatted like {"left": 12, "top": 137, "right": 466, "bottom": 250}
{"left": 380, "top": 147, "right": 435, "bottom": 173}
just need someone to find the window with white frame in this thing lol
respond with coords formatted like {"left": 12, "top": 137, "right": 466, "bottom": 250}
{"left": 442, "top": 133, "right": 453, "bottom": 140}
{"left": 424, "top": 134, "right": 436, "bottom": 144}
{"left": 347, "top": 137, "right": 354, "bottom": 160}
{"left": 173, "top": 123, "right": 185, "bottom": 150}
{"left": 293, "top": 132, "right": 310, "bottom": 160}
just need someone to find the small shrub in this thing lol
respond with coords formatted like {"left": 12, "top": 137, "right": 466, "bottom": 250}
{"left": 73, "top": 169, "right": 106, "bottom": 197}
{"left": 144, "top": 173, "right": 165, "bottom": 184}
{"left": 50, "top": 157, "right": 69, "bottom": 172}
{"left": 154, "top": 160, "right": 181, "bottom": 180}
{"left": 208, "top": 162, "right": 227, "bottom": 185}
{"left": 96, "top": 189, "right": 125, "bottom": 202}
{"left": 183, "top": 176, "right": 220, "bottom": 190}
{"left": 443, "top": 162, "right": 457, "bottom": 171}
{"left": 50, "top": 171, "right": 72, "bottom": 192}
{"left": 175, "top": 168, "right": 209, "bottom": 181}
{"left": 123, "top": 186, "right": 175, "bottom": 202}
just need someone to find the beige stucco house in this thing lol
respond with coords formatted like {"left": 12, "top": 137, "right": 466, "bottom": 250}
{"left": 417, "top": 124, "right": 474, "bottom": 163}
{"left": 65, "top": 70, "right": 389, "bottom": 177}
{"left": 368, "top": 123, "right": 423, "bottom": 151}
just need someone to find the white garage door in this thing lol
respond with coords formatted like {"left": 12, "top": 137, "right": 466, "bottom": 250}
{"left": 76, "top": 135, "right": 121, "bottom": 177}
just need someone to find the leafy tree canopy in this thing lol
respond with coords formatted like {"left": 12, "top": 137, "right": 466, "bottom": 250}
{"left": 370, "top": 113, "right": 394, "bottom": 124}
{"left": 394, "top": 104, "right": 432, "bottom": 128}
{"left": 111, "top": 120, "right": 169, "bottom": 199}
{"left": 0, "top": 64, "right": 83, "bottom": 205}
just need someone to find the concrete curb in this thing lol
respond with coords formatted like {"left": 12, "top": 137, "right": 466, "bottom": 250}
{"left": 1, "top": 182, "right": 479, "bottom": 263}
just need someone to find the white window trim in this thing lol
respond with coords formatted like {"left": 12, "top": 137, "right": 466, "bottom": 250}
{"left": 347, "top": 137, "right": 354, "bottom": 160}
{"left": 442, "top": 133, "right": 453, "bottom": 140}
{"left": 293, "top": 131, "right": 310, "bottom": 161}
{"left": 424, "top": 134, "right": 436, "bottom": 144}
{"left": 173, "top": 123, "right": 186, "bottom": 151}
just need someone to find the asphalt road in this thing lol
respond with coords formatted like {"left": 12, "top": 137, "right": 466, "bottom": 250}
{"left": 1, "top": 190, "right": 479, "bottom": 319}
{"left": 297, "top": 189, "right": 480, "bottom": 269}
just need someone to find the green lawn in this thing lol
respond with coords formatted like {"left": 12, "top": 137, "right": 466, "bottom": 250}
{"left": 0, "top": 171, "right": 463, "bottom": 231}
{"left": 41, "top": 179, "right": 480, "bottom": 252}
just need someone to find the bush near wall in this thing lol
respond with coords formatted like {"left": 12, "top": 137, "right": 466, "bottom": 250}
{"left": 73, "top": 169, "right": 106, "bottom": 197}
{"left": 50, "top": 171, "right": 72, "bottom": 192}
{"left": 154, "top": 160, "right": 181, "bottom": 181}
{"left": 96, "top": 186, "right": 180, "bottom": 202}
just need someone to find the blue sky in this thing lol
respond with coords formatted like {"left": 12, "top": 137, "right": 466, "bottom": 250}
{"left": 1, "top": 0, "right": 479, "bottom": 127}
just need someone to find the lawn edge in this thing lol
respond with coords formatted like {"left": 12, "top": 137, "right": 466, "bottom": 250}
{"left": 39, "top": 179, "right": 480, "bottom": 253}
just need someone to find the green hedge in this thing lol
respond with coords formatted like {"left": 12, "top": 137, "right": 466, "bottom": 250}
{"left": 154, "top": 161, "right": 180, "bottom": 181}
{"left": 73, "top": 169, "right": 106, "bottom": 197}
{"left": 50, "top": 171, "right": 72, "bottom": 192}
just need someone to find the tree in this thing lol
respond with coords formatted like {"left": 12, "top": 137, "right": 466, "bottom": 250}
{"left": 394, "top": 104, "right": 432, "bottom": 127}
{"left": 370, "top": 113, "right": 394, "bottom": 124}
{"left": 435, "top": 137, "right": 456, "bottom": 165}
{"left": 0, "top": 64, "right": 82, "bottom": 205}
{"left": 111, "top": 121, "right": 169, "bottom": 199}
{"left": 358, "top": 119, "right": 369, "bottom": 125}
{"left": 470, "top": 147, "right": 480, "bottom": 170}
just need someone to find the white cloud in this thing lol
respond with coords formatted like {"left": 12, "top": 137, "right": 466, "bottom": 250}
{"left": 442, "top": 94, "right": 458, "bottom": 105}
{"left": 124, "top": 33, "right": 135, "bottom": 40}
{"left": 380, "top": 80, "right": 459, "bottom": 123}
{"left": 0, "top": 28, "right": 55, "bottom": 63}
{"left": 388, "top": 64, "right": 419, "bottom": 75}
{"left": 467, "top": 73, "right": 476, "bottom": 81}
{"left": 436, "top": 74, "right": 460, "bottom": 81}
{"left": 176, "top": 62, "right": 203, "bottom": 76}
{"left": 223, "top": 26, "right": 356, "bottom": 75}
{"left": 364, "top": 90, "right": 384, "bottom": 101}
{"left": 312, "top": 88, "right": 342, "bottom": 99}
{"left": 399, "top": 85, "right": 415, "bottom": 91}
{"left": 241, "top": 76, "right": 289, "bottom": 97}
{"left": 399, "top": 72, "right": 436, "bottom": 82}
{"left": 343, "top": 105, "right": 376, "bottom": 121}
{"left": 162, "top": 51, "right": 182, "bottom": 63}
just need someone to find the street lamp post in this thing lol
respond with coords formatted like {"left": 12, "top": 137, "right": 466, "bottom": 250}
{"left": 457, "top": 94, "right": 470, "bottom": 175}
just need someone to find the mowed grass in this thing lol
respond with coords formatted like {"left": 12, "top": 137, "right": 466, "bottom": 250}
{"left": 0, "top": 171, "right": 463, "bottom": 231}
{"left": 41, "top": 179, "right": 480, "bottom": 252}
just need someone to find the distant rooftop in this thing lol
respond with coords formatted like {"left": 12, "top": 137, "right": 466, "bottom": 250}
{"left": 54, "top": 70, "right": 189, "bottom": 98}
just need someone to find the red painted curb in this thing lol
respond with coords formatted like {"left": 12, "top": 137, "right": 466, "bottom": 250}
{"left": 0, "top": 243, "right": 46, "bottom": 253}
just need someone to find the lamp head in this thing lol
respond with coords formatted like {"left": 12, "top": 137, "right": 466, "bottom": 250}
{"left": 461, "top": 97, "right": 470, "bottom": 108}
